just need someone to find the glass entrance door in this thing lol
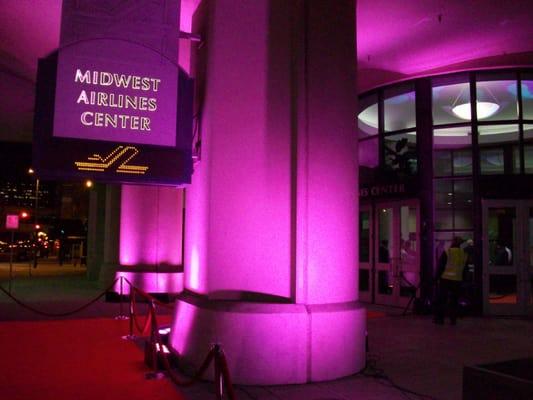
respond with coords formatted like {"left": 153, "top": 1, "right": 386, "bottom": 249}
{"left": 374, "top": 200, "right": 420, "bottom": 307}
{"left": 359, "top": 204, "right": 373, "bottom": 303}
{"left": 482, "top": 200, "right": 533, "bottom": 315}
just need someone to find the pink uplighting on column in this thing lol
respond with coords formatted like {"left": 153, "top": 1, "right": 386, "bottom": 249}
{"left": 189, "top": 246, "right": 200, "bottom": 290}
{"left": 170, "top": 300, "right": 196, "bottom": 355}
{"left": 120, "top": 185, "right": 183, "bottom": 266}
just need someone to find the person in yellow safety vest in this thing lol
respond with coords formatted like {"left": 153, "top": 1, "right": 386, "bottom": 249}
{"left": 433, "top": 236, "right": 468, "bottom": 325}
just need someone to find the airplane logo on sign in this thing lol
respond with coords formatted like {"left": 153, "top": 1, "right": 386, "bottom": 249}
{"left": 74, "top": 145, "right": 149, "bottom": 175}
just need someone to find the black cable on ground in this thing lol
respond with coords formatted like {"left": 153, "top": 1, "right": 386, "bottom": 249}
{"left": 362, "top": 354, "right": 439, "bottom": 400}
{"left": 0, "top": 278, "right": 118, "bottom": 317}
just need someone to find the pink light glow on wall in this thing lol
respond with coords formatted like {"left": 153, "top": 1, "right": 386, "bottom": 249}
{"left": 114, "top": 270, "right": 183, "bottom": 295}
{"left": 120, "top": 185, "right": 183, "bottom": 266}
{"left": 169, "top": 299, "right": 196, "bottom": 355}
{"left": 182, "top": 0, "right": 292, "bottom": 299}
{"left": 189, "top": 245, "right": 200, "bottom": 291}
{"left": 356, "top": 0, "right": 533, "bottom": 91}
{"left": 184, "top": 160, "right": 209, "bottom": 294}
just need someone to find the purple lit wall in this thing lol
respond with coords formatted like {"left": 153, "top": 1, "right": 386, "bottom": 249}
{"left": 120, "top": 185, "right": 183, "bottom": 266}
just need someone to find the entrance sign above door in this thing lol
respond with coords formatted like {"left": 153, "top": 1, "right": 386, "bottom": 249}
{"left": 33, "top": 0, "right": 193, "bottom": 186}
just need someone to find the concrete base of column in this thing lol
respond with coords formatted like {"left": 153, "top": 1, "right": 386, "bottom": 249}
{"left": 169, "top": 293, "right": 366, "bottom": 385}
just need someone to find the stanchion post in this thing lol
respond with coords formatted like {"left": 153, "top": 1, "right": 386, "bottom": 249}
{"left": 8, "top": 230, "right": 14, "bottom": 294}
{"left": 147, "top": 301, "right": 166, "bottom": 379}
{"left": 121, "top": 284, "right": 136, "bottom": 340}
{"left": 129, "top": 294, "right": 134, "bottom": 336}
{"left": 218, "top": 345, "right": 236, "bottom": 400}
{"left": 115, "top": 276, "right": 129, "bottom": 320}
{"left": 119, "top": 275, "right": 124, "bottom": 316}
{"left": 214, "top": 344, "right": 223, "bottom": 400}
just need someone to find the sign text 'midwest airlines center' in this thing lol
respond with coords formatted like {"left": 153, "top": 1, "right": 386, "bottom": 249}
{"left": 74, "top": 69, "right": 161, "bottom": 132}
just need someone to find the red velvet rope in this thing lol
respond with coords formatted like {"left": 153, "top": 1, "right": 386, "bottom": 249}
{"left": 0, "top": 278, "right": 119, "bottom": 317}
{"left": 149, "top": 306, "right": 219, "bottom": 387}
{"left": 130, "top": 288, "right": 153, "bottom": 335}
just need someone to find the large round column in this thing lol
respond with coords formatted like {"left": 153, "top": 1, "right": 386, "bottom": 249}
{"left": 170, "top": 0, "right": 364, "bottom": 384}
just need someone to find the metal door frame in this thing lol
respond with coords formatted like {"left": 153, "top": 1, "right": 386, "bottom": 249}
{"left": 482, "top": 199, "right": 533, "bottom": 315}
{"left": 373, "top": 199, "right": 420, "bottom": 307}
{"left": 359, "top": 204, "right": 373, "bottom": 303}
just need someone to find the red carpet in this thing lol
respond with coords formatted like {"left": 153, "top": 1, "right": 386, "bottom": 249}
{"left": 367, "top": 310, "right": 386, "bottom": 318}
{"left": 0, "top": 317, "right": 184, "bottom": 400}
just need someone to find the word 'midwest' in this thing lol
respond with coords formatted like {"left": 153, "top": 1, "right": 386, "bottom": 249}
{"left": 74, "top": 69, "right": 162, "bottom": 132}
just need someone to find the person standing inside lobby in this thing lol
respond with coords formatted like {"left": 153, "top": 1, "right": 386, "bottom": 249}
{"left": 434, "top": 236, "right": 468, "bottom": 325}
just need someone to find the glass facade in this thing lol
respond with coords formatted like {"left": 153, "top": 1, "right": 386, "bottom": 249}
{"left": 357, "top": 68, "right": 533, "bottom": 314}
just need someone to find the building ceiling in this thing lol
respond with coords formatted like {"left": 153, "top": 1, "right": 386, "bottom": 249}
{"left": 0, "top": 0, "right": 532, "bottom": 142}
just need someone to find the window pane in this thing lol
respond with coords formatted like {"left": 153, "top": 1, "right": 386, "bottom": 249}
{"left": 521, "top": 75, "right": 533, "bottom": 120}
{"left": 454, "top": 209, "right": 473, "bottom": 230}
{"left": 434, "top": 150, "right": 452, "bottom": 177}
{"left": 476, "top": 75, "right": 518, "bottom": 122}
{"left": 455, "top": 182, "right": 471, "bottom": 225}
{"left": 359, "top": 138, "right": 378, "bottom": 168}
{"left": 434, "top": 180, "right": 453, "bottom": 208}
{"left": 358, "top": 93, "right": 378, "bottom": 138}
{"left": 435, "top": 209, "right": 453, "bottom": 230}
{"left": 433, "top": 126, "right": 471, "bottom": 149}
{"left": 487, "top": 207, "right": 515, "bottom": 266}
{"left": 384, "top": 132, "right": 417, "bottom": 175}
{"left": 480, "top": 148, "right": 504, "bottom": 174}
{"left": 478, "top": 124, "right": 518, "bottom": 145}
{"left": 434, "top": 180, "right": 453, "bottom": 230}
{"left": 378, "top": 271, "right": 393, "bottom": 295}
{"left": 378, "top": 208, "right": 392, "bottom": 263}
{"left": 522, "top": 124, "right": 533, "bottom": 174}
{"left": 453, "top": 149, "right": 473, "bottom": 176}
{"left": 454, "top": 179, "right": 473, "bottom": 205}
{"left": 513, "top": 145, "right": 521, "bottom": 174}
{"left": 359, "top": 211, "right": 370, "bottom": 262}
{"left": 359, "top": 269, "right": 370, "bottom": 292}
{"left": 432, "top": 79, "right": 470, "bottom": 125}
{"left": 384, "top": 85, "right": 415, "bottom": 132}
{"left": 433, "top": 127, "right": 472, "bottom": 176}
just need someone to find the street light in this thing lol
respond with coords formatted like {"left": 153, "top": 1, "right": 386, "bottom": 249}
{"left": 28, "top": 167, "right": 39, "bottom": 269}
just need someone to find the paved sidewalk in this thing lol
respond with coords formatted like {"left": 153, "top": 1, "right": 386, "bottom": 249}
{"left": 177, "top": 312, "right": 532, "bottom": 400}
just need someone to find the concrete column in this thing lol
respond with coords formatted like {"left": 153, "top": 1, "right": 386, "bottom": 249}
{"left": 170, "top": 0, "right": 364, "bottom": 384}
{"left": 116, "top": 185, "right": 184, "bottom": 294}
{"left": 86, "top": 184, "right": 105, "bottom": 282}
{"left": 86, "top": 184, "right": 121, "bottom": 286}
{"left": 98, "top": 184, "right": 121, "bottom": 286}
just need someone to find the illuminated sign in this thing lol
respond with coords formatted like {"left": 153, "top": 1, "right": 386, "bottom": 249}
{"left": 53, "top": 51, "right": 178, "bottom": 147}
{"left": 6, "top": 215, "right": 19, "bottom": 230}
{"left": 33, "top": 0, "right": 192, "bottom": 186}
{"left": 74, "top": 145, "right": 149, "bottom": 175}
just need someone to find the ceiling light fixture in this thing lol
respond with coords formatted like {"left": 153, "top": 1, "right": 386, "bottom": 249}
{"left": 452, "top": 101, "right": 500, "bottom": 120}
